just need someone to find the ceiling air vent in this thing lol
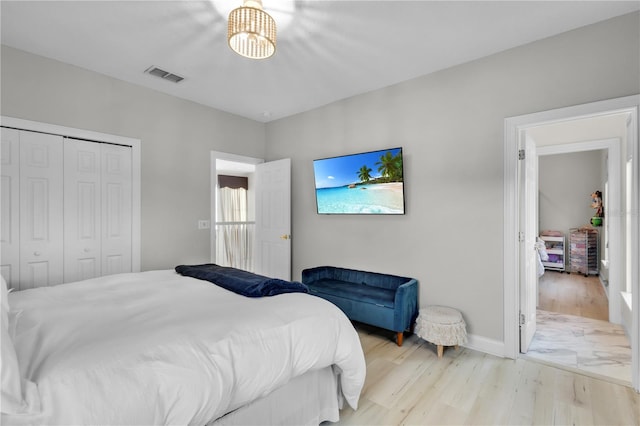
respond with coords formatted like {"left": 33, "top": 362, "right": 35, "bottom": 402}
{"left": 144, "top": 66, "right": 184, "bottom": 83}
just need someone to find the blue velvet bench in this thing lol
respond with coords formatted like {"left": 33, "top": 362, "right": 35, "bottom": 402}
{"left": 301, "top": 266, "right": 418, "bottom": 346}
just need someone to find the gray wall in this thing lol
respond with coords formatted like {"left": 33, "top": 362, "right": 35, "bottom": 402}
{"left": 539, "top": 150, "right": 605, "bottom": 235}
{"left": 1, "top": 12, "right": 638, "bottom": 344}
{"left": 265, "top": 12, "right": 639, "bottom": 341}
{"left": 1, "top": 46, "right": 267, "bottom": 271}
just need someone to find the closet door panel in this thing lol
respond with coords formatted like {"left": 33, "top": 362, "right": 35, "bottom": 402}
{"left": 101, "top": 144, "right": 132, "bottom": 276}
{"left": 23, "top": 261, "right": 50, "bottom": 289}
{"left": 19, "top": 131, "right": 63, "bottom": 290}
{"left": 1, "top": 128, "right": 20, "bottom": 287}
{"left": 64, "top": 139, "right": 101, "bottom": 283}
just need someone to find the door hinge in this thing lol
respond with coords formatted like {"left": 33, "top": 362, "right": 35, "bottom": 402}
{"left": 518, "top": 149, "right": 525, "bottom": 160}
{"left": 520, "top": 313, "right": 526, "bottom": 325}
{"left": 518, "top": 231, "right": 524, "bottom": 242}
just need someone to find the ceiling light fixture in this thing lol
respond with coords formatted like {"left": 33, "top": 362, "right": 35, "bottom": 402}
{"left": 228, "top": 0, "right": 276, "bottom": 60}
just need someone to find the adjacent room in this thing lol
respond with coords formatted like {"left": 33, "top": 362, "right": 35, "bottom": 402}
{"left": 525, "top": 115, "right": 633, "bottom": 384}
{"left": 1, "top": 1, "right": 639, "bottom": 424}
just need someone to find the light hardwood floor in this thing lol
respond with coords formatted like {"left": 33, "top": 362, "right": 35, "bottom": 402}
{"left": 336, "top": 324, "right": 639, "bottom": 426}
{"left": 537, "top": 271, "right": 608, "bottom": 321}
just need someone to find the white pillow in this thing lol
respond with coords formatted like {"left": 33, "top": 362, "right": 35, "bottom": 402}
{"left": 2, "top": 273, "right": 23, "bottom": 414}
{"left": 1, "top": 319, "right": 25, "bottom": 414}
{"left": 1, "top": 276, "right": 41, "bottom": 417}
{"left": 1, "top": 275, "right": 9, "bottom": 329}
{"left": 2, "top": 272, "right": 25, "bottom": 415}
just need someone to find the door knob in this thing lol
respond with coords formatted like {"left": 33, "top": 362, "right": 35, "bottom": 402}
{"left": 34, "top": 251, "right": 41, "bottom": 256}
{"left": 84, "top": 248, "right": 91, "bottom": 253}
{"left": 280, "top": 234, "right": 290, "bottom": 240}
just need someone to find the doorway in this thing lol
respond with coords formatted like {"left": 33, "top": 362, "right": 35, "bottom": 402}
{"left": 536, "top": 138, "right": 622, "bottom": 324}
{"left": 210, "top": 152, "right": 293, "bottom": 280}
{"left": 215, "top": 159, "right": 257, "bottom": 271}
{"left": 503, "top": 95, "right": 640, "bottom": 391}
{"left": 527, "top": 140, "right": 630, "bottom": 383}
{"left": 210, "top": 151, "right": 262, "bottom": 271}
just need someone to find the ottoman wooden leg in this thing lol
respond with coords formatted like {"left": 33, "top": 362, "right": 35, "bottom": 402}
{"left": 437, "top": 345, "right": 444, "bottom": 358}
{"left": 396, "top": 332, "right": 403, "bottom": 347}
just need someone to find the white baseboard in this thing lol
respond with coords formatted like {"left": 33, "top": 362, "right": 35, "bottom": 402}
{"left": 463, "top": 334, "right": 505, "bottom": 358}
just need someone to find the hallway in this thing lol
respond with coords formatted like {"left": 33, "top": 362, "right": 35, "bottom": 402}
{"left": 525, "top": 271, "right": 631, "bottom": 384}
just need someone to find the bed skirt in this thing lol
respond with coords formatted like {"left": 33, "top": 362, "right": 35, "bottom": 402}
{"left": 209, "top": 366, "right": 341, "bottom": 425}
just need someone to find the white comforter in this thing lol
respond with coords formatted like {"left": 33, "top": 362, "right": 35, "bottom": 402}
{"left": 5, "top": 270, "right": 366, "bottom": 425}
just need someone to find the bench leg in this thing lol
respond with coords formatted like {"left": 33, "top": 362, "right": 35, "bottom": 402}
{"left": 396, "top": 332, "right": 403, "bottom": 347}
{"left": 437, "top": 345, "right": 444, "bottom": 358}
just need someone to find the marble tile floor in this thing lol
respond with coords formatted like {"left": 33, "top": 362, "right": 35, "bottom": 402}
{"left": 525, "top": 309, "right": 632, "bottom": 384}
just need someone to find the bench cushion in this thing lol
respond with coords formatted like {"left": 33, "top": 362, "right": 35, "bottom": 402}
{"left": 307, "top": 279, "right": 395, "bottom": 308}
{"left": 302, "top": 266, "right": 410, "bottom": 291}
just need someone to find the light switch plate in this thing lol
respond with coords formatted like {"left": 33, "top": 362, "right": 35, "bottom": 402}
{"left": 198, "top": 220, "right": 210, "bottom": 229}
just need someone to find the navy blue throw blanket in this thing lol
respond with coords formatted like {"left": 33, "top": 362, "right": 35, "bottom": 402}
{"left": 175, "top": 264, "right": 309, "bottom": 297}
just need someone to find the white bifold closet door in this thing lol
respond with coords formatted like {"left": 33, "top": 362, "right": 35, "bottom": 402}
{"left": 1, "top": 128, "right": 21, "bottom": 286}
{"left": 21, "top": 131, "right": 64, "bottom": 289}
{"left": 63, "top": 138, "right": 132, "bottom": 283}
{"left": 0, "top": 128, "right": 132, "bottom": 291}
{"left": 1, "top": 128, "right": 64, "bottom": 290}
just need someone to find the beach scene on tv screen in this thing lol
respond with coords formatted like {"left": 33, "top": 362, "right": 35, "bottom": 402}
{"left": 313, "top": 148, "right": 405, "bottom": 214}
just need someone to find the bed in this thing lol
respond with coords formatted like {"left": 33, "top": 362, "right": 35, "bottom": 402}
{"left": 1, "top": 269, "right": 366, "bottom": 425}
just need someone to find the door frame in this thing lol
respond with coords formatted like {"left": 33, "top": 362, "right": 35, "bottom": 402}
{"left": 503, "top": 95, "right": 640, "bottom": 391}
{"left": 519, "top": 134, "right": 539, "bottom": 353}
{"left": 537, "top": 138, "right": 622, "bottom": 324}
{"left": 0, "top": 115, "right": 141, "bottom": 274}
{"left": 209, "top": 151, "right": 263, "bottom": 264}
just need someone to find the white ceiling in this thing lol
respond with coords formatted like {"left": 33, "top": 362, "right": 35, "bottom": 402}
{"left": 2, "top": 1, "right": 638, "bottom": 123}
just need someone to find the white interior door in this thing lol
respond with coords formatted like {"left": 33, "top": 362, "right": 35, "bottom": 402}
{"left": 65, "top": 140, "right": 132, "bottom": 281}
{"left": 1, "top": 128, "right": 20, "bottom": 287}
{"left": 254, "top": 158, "right": 291, "bottom": 280}
{"left": 19, "top": 130, "right": 64, "bottom": 290}
{"left": 520, "top": 134, "right": 538, "bottom": 353}
{"left": 64, "top": 138, "right": 102, "bottom": 282}
{"left": 101, "top": 143, "right": 133, "bottom": 276}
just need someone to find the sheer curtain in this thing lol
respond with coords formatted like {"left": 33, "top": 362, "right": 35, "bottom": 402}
{"left": 216, "top": 177, "right": 254, "bottom": 271}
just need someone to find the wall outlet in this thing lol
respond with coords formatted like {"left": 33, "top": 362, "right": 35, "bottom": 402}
{"left": 198, "top": 220, "right": 210, "bottom": 230}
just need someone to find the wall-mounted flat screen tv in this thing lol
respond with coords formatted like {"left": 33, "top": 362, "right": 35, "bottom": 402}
{"left": 313, "top": 147, "right": 405, "bottom": 215}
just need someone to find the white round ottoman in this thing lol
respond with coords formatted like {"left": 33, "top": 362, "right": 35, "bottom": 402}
{"left": 415, "top": 305, "right": 467, "bottom": 358}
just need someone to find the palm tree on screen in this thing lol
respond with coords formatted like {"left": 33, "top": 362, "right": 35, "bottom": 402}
{"left": 376, "top": 151, "right": 402, "bottom": 181}
{"left": 357, "top": 165, "right": 372, "bottom": 182}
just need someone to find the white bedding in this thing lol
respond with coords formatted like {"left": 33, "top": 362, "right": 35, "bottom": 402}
{"left": 4, "top": 270, "right": 366, "bottom": 425}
